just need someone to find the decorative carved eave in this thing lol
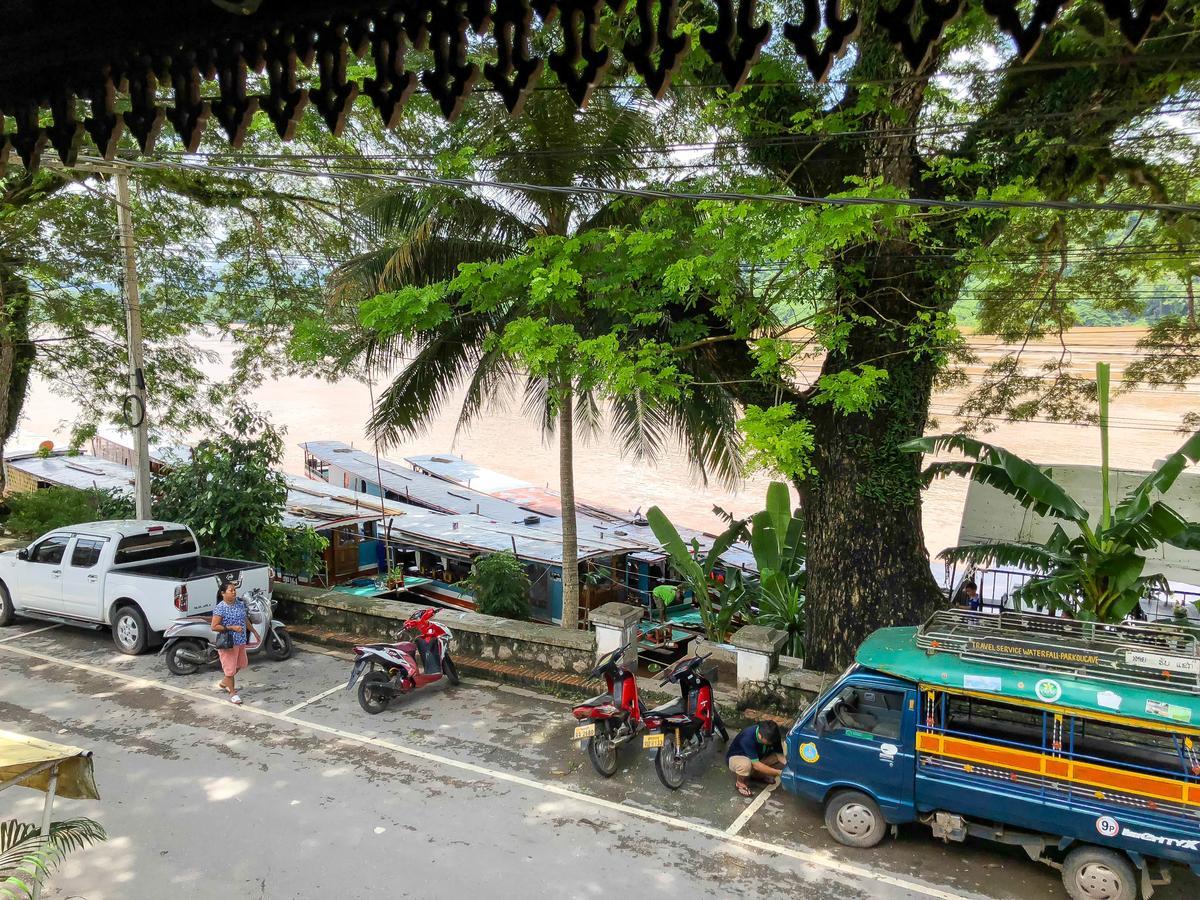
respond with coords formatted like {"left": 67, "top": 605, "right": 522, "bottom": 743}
{"left": 0, "top": 0, "right": 1169, "bottom": 171}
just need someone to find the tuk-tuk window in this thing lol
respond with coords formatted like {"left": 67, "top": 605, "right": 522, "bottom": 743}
{"left": 1071, "top": 719, "right": 1186, "bottom": 776}
{"left": 823, "top": 686, "right": 904, "bottom": 740}
{"left": 943, "top": 695, "right": 1045, "bottom": 750}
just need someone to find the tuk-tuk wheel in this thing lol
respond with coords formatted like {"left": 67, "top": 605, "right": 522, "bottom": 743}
{"left": 824, "top": 790, "right": 887, "bottom": 849}
{"left": 1062, "top": 846, "right": 1137, "bottom": 900}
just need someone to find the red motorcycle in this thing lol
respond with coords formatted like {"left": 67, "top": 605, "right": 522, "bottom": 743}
{"left": 641, "top": 654, "right": 728, "bottom": 789}
{"left": 345, "top": 608, "right": 460, "bottom": 714}
{"left": 571, "top": 644, "right": 652, "bottom": 776}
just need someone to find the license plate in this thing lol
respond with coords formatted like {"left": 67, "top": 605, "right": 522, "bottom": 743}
{"left": 573, "top": 724, "right": 596, "bottom": 740}
{"left": 643, "top": 733, "right": 665, "bottom": 749}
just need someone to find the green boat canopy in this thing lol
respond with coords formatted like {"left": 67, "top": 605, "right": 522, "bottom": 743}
{"left": 856, "top": 627, "right": 1200, "bottom": 733}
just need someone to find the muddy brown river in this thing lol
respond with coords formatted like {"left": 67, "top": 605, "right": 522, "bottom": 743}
{"left": 14, "top": 327, "right": 1196, "bottom": 555}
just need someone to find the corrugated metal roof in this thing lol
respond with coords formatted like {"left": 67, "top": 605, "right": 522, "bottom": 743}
{"left": 401, "top": 451, "right": 760, "bottom": 574}
{"left": 3, "top": 451, "right": 136, "bottom": 493}
{"left": 384, "top": 509, "right": 620, "bottom": 566}
{"left": 281, "top": 475, "right": 408, "bottom": 532}
{"left": 300, "top": 440, "right": 546, "bottom": 525}
{"left": 406, "top": 453, "right": 531, "bottom": 494}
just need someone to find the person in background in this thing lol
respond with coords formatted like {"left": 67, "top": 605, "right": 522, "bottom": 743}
{"left": 212, "top": 579, "right": 256, "bottom": 705}
{"left": 954, "top": 579, "right": 981, "bottom": 612}
{"left": 726, "top": 720, "right": 785, "bottom": 797}
{"left": 651, "top": 583, "right": 678, "bottom": 623}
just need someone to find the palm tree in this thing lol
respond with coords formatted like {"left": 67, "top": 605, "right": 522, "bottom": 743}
{"left": 333, "top": 88, "right": 743, "bottom": 628}
{"left": 902, "top": 363, "right": 1200, "bottom": 622}
{"left": 1, "top": 817, "right": 106, "bottom": 899}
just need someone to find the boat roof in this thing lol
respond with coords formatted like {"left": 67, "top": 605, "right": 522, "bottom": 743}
{"left": 301, "top": 441, "right": 547, "bottom": 525}
{"left": 406, "top": 454, "right": 531, "bottom": 495}
{"left": 857, "top": 618, "right": 1200, "bottom": 732}
{"left": 384, "top": 509, "right": 622, "bottom": 566}
{"left": 281, "top": 476, "right": 408, "bottom": 532}
{"left": 399, "top": 450, "right": 760, "bottom": 574}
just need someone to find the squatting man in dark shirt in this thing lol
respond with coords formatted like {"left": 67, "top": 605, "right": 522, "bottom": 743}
{"left": 726, "top": 720, "right": 785, "bottom": 797}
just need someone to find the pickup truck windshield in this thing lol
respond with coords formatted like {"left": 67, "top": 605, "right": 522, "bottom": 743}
{"left": 114, "top": 530, "right": 197, "bottom": 565}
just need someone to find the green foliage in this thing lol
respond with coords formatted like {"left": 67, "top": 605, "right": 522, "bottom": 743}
{"left": 646, "top": 506, "right": 749, "bottom": 642}
{"left": 1, "top": 817, "right": 106, "bottom": 899}
{"left": 152, "top": 404, "right": 327, "bottom": 573}
{"left": 742, "top": 482, "right": 806, "bottom": 656}
{"left": 737, "top": 404, "right": 815, "bottom": 481}
{"left": 466, "top": 552, "right": 532, "bottom": 621}
{"left": 904, "top": 364, "right": 1200, "bottom": 622}
{"left": 1, "top": 486, "right": 133, "bottom": 539}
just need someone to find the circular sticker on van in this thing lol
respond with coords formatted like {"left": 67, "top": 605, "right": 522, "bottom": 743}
{"left": 799, "top": 742, "right": 820, "bottom": 764}
{"left": 1035, "top": 679, "right": 1063, "bottom": 703}
{"left": 1096, "top": 816, "right": 1120, "bottom": 838}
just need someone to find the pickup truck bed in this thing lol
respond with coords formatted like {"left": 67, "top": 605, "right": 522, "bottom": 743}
{"left": 121, "top": 556, "right": 264, "bottom": 581}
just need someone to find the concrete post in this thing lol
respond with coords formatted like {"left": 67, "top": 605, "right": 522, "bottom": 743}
{"left": 588, "top": 602, "right": 643, "bottom": 669}
{"left": 730, "top": 625, "right": 789, "bottom": 689}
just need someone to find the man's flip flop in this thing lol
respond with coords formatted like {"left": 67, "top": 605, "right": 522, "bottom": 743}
{"left": 736, "top": 783, "right": 753, "bottom": 797}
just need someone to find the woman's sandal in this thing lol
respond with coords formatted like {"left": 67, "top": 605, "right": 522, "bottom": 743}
{"left": 215, "top": 682, "right": 230, "bottom": 694}
{"left": 229, "top": 694, "right": 243, "bottom": 705}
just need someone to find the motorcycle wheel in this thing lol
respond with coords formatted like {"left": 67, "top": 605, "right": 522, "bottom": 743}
{"left": 357, "top": 671, "right": 392, "bottom": 714}
{"left": 263, "top": 628, "right": 294, "bottom": 661}
{"left": 165, "top": 639, "right": 205, "bottom": 676}
{"left": 654, "top": 733, "right": 688, "bottom": 790}
{"left": 441, "top": 655, "right": 460, "bottom": 686}
{"left": 586, "top": 726, "right": 619, "bottom": 777}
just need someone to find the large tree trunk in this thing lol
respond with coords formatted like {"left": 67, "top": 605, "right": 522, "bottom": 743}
{"left": 0, "top": 268, "right": 36, "bottom": 498}
{"left": 557, "top": 377, "right": 580, "bottom": 629}
{"left": 801, "top": 320, "right": 946, "bottom": 670}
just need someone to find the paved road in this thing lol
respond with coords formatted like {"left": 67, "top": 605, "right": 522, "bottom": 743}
{"left": 1, "top": 622, "right": 1192, "bottom": 899}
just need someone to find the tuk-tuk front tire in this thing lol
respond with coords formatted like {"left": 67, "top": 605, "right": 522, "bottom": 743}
{"left": 824, "top": 790, "right": 887, "bottom": 849}
{"left": 1062, "top": 846, "right": 1137, "bottom": 900}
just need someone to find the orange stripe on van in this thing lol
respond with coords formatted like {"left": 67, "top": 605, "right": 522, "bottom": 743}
{"left": 920, "top": 731, "right": 1197, "bottom": 808}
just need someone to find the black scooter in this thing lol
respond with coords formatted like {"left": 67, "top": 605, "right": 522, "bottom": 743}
{"left": 641, "top": 654, "right": 728, "bottom": 789}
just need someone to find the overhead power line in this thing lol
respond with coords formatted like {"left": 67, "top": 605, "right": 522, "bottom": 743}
{"left": 76, "top": 156, "right": 1200, "bottom": 217}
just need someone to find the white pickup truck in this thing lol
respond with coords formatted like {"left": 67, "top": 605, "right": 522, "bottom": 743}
{"left": 0, "top": 520, "right": 271, "bottom": 654}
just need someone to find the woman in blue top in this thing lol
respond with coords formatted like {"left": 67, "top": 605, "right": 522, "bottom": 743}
{"left": 211, "top": 579, "right": 256, "bottom": 705}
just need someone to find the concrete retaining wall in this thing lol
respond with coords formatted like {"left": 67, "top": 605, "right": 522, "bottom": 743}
{"left": 274, "top": 583, "right": 596, "bottom": 676}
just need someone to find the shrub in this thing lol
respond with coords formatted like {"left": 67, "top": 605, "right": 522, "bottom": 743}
{"left": 1, "top": 486, "right": 133, "bottom": 538}
{"left": 467, "top": 552, "right": 531, "bottom": 620}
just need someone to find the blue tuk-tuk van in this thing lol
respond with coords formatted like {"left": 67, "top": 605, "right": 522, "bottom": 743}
{"left": 782, "top": 611, "right": 1200, "bottom": 900}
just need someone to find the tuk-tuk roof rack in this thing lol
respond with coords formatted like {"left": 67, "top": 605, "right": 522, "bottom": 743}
{"left": 917, "top": 610, "right": 1200, "bottom": 695}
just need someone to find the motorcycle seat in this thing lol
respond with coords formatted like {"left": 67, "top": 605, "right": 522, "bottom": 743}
{"left": 396, "top": 641, "right": 417, "bottom": 656}
{"left": 645, "top": 699, "right": 685, "bottom": 718}
{"left": 576, "top": 693, "right": 615, "bottom": 708}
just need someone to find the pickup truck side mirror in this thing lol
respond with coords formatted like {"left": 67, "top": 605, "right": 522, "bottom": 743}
{"left": 16, "top": 548, "right": 28, "bottom": 561}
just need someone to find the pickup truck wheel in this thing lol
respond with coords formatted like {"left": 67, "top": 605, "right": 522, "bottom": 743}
{"left": 1062, "top": 847, "right": 1137, "bottom": 900}
{"left": 112, "top": 605, "right": 150, "bottom": 655}
{"left": 0, "top": 582, "right": 13, "bottom": 627}
{"left": 824, "top": 790, "right": 887, "bottom": 849}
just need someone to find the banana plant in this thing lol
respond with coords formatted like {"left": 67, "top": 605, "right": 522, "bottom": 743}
{"left": 646, "top": 506, "right": 748, "bottom": 642}
{"left": 745, "top": 482, "right": 807, "bottom": 655}
{"left": 1, "top": 817, "right": 106, "bottom": 899}
{"left": 901, "top": 363, "right": 1200, "bottom": 622}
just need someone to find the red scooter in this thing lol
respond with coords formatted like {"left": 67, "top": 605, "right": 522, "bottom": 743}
{"left": 641, "top": 654, "right": 728, "bottom": 789}
{"left": 345, "top": 608, "right": 460, "bottom": 714}
{"left": 571, "top": 643, "right": 689, "bottom": 776}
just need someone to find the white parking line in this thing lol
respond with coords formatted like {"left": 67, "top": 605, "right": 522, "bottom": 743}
{"left": 282, "top": 682, "right": 347, "bottom": 715}
{"left": 726, "top": 780, "right": 779, "bottom": 835}
{"left": 0, "top": 641, "right": 961, "bottom": 900}
{"left": 0, "top": 624, "right": 59, "bottom": 643}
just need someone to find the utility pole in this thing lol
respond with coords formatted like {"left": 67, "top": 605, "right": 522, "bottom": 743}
{"left": 114, "top": 166, "right": 153, "bottom": 520}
